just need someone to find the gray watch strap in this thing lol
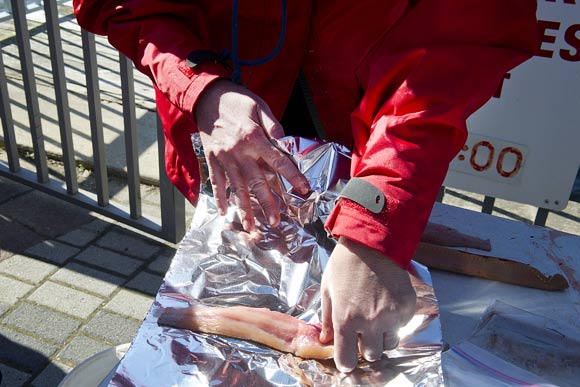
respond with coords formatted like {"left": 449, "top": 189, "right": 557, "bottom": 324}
{"left": 338, "top": 178, "right": 385, "bottom": 214}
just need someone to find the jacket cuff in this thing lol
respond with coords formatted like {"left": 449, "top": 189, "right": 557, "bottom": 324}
{"left": 324, "top": 180, "right": 430, "bottom": 269}
{"left": 180, "top": 60, "right": 231, "bottom": 116}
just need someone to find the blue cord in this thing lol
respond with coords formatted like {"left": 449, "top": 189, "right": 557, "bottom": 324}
{"left": 230, "top": 0, "right": 287, "bottom": 84}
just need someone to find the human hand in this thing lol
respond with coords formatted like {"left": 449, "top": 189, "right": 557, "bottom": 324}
{"left": 320, "top": 236, "right": 416, "bottom": 373}
{"left": 194, "top": 79, "right": 310, "bottom": 231}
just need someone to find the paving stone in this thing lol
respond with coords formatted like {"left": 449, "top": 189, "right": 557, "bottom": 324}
{"left": 83, "top": 311, "right": 140, "bottom": 345}
{"left": 0, "top": 246, "right": 14, "bottom": 263}
{"left": 51, "top": 262, "right": 124, "bottom": 297}
{"left": 0, "top": 364, "right": 31, "bottom": 387}
{"left": 0, "top": 304, "right": 8, "bottom": 317}
{"left": 441, "top": 188, "right": 486, "bottom": 213}
{"left": 3, "top": 303, "right": 80, "bottom": 344}
{"left": 31, "top": 361, "right": 71, "bottom": 387}
{"left": 548, "top": 201, "right": 580, "bottom": 236}
{"left": 0, "top": 327, "right": 58, "bottom": 373}
{"left": 0, "top": 216, "right": 44, "bottom": 260}
{"left": 57, "top": 335, "right": 111, "bottom": 367}
{"left": 0, "top": 255, "right": 58, "bottom": 284}
{"left": 74, "top": 246, "right": 144, "bottom": 276}
{"left": 125, "top": 271, "right": 164, "bottom": 296}
{"left": 147, "top": 248, "right": 175, "bottom": 275}
{"left": 28, "top": 282, "right": 104, "bottom": 319}
{"left": 81, "top": 218, "right": 112, "bottom": 234}
{"left": 0, "top": 176, "right": 32, "bottom": 203}
{"left": 25, "top": 240, "right": 80, "bottom": 265}
{"left": 0, "top": 191, "right": 93, "bottom": 238}
{"left": 96, "top": 229, "right": 161, "bottom": 260}
{"left": 105, "top": 289, "right": 154, "bottom": 321}
{"left": 56, "top": 228, "right": 99, "bottom": 247}
{"left": 0, "top": 275, "right": 34, "bottom": 305}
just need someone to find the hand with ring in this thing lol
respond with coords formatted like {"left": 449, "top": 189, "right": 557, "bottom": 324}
{"left": 194, "top": 79, "right": 310, "bottom": 231}
{"left": 319, "top": 237, "right": 416, "bottom": 373}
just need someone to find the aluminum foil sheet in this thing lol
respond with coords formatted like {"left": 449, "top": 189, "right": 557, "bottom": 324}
{"left": 108, "top": 137, "right": 444, "bottom": 387}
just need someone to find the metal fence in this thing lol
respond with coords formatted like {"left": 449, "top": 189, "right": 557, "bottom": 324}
{"left": 0, "top": 0, "right": 66, "bottom": 20}
{"left": 0, "top": 0, "right": 185, "bottom": 243}
{"left": 436, "top": 188, "right": 551, "bottom": 227}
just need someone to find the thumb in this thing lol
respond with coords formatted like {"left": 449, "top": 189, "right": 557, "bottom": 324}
{"left": 319, "top": 292, "right": 334, "bottom": 344}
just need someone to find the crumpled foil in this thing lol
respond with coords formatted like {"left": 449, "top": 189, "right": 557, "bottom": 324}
{"left": 108, "top": 136, "right": 444, "bottom": 387}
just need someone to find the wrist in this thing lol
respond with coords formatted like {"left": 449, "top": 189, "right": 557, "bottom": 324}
{"left": 193, "top": 78, "right": 233, "bottom": 125}
{"left": 338, "top": 236, "right": 408, "bottom": 274}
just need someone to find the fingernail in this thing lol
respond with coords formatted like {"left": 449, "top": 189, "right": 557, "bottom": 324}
{"left": 384, "top": 335, "right": 400, "bottom": 350}
{"left": 363, "top": 351, "right": 382, "bottom": 362}
{"left": 338, "top": 365, "right": 354, "bottom": 374}
{"left": 242, "top": 220, "right": 252, "bottom": 231}
{"left": 268, "top": 214, "right": 278, "bottom": 226}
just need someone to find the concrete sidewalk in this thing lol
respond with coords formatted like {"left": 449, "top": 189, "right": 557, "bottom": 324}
{"left": 0, "top": 5, "right": 182, "bottom": 386}
{"left": 0, "top": 174, "right": 177, "bottom": 387}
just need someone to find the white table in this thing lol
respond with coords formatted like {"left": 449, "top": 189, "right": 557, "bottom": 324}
{"left": 427, "top": 203, "right": 580, "bottom": 346}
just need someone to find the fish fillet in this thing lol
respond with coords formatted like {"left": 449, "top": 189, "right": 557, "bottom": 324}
{"left": 158, "top": 305, "right": 334, "bottom": 359}
{"left": 422, "top": 222, "right": 491, "bottom": 251}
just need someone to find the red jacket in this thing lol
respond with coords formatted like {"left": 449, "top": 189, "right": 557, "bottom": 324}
{"left": 73, "top": 0, "right": 537, "bottom": 268}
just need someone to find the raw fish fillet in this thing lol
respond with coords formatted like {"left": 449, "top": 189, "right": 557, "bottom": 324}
{"left": 158, "top": 305, "right": 334, "bottom": 359}
{"left": 422, "top": 222, "right": 491, "bottom": 251}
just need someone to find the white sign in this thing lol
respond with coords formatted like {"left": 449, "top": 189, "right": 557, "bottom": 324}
{"left": 444, "top": 0, "right": 580, "bottom": 211}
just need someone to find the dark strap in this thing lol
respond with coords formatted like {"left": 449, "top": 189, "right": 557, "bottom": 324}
{"left": 186, "top": 50, "right": 230, "bottom": 70}
{"left": 339, "top": 178, "right": 385, "bottom": 214}
{"left": 298, "top": 70, "right": 328, "bottom": 141}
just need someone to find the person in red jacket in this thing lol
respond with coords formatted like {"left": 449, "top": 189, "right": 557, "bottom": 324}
{"left": 73, "top": 0, "right": 537, "bottom": 372}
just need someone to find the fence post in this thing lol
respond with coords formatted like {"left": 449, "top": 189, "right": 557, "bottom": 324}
{"left": 10, "top": 0, "right": 49, "bottom": 183}
{"left": 44, "top": 0, "right": 77, "bottom": 194}
{"left": 157, "top": 115, "right": 186, "bottom": 243}
{"left": 0, "top": 48, "right": 20, "bottom": 172}
{"left": 119, "top": 54, "right": 142, "bottom": 219}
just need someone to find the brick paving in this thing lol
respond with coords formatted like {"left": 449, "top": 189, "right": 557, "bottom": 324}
{"left": 0, "top": 177, "right": 176, "bottom": 387}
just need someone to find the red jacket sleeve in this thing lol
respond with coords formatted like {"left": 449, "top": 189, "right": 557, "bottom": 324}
{"left": 72, "top": 0, "right": 230, "bottom": 115}
{"left": 325, "top": 0, "right": 538, "bottom": 268}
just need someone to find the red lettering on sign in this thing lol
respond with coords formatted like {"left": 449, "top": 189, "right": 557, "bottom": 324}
{"left": 496, "top": 147, "right": 523, "bottom": 178}
{"left": 537, "top": 20, "right": 561, "bottom": 58}
{"left": 561, "top": 24, "right": 580, "bottom": 61}
{"left": 493, "top": 73, "right": 511, "bottom": 98}
{"left": 470, "top": 141, "right": 494, "bottom": 171}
